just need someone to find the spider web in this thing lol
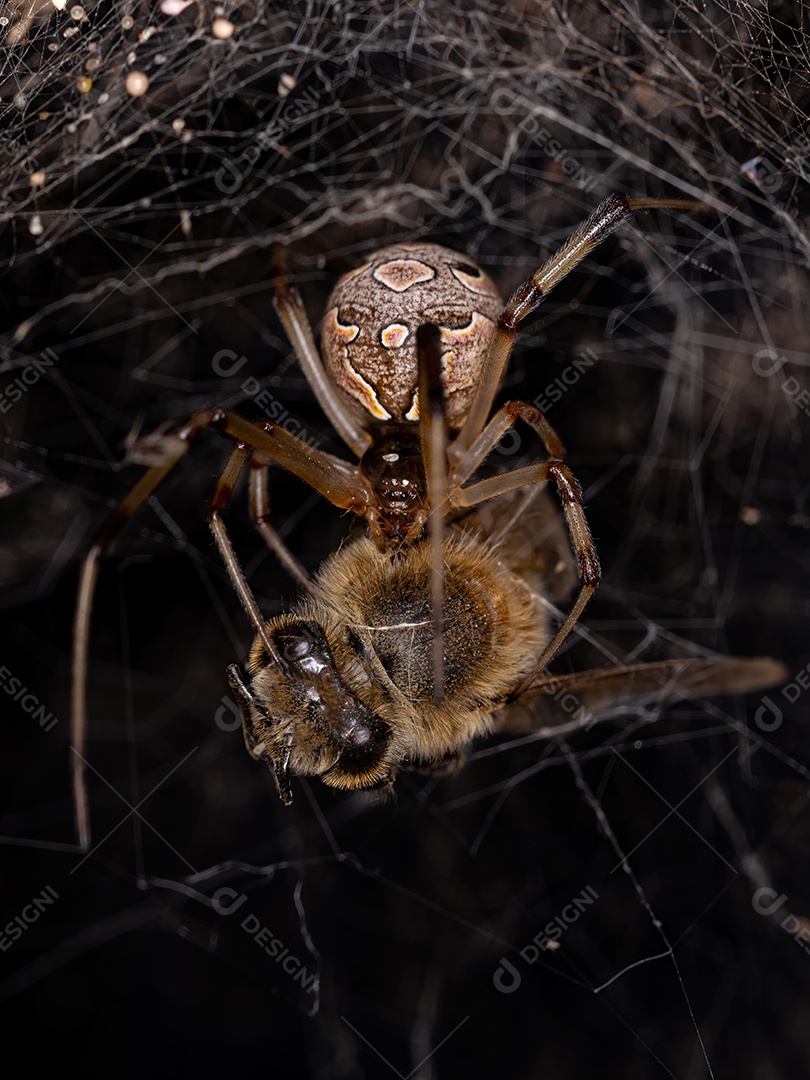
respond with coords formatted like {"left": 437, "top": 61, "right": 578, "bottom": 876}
{"left": 1, "top": 0, "right": 809, "bottom": 1075}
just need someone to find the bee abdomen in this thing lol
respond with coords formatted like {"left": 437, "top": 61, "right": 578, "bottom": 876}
{"left": 314, "top": 534, "right": 548, "bottom": 712}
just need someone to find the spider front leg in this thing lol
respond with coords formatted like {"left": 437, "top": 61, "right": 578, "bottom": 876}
{"left": 71, "top": 406, "right": 373, "bottom": 849}
{"left": 451, "top": 194, "right": 714, "bottom": 462}
{"left": 417, "top": 323, "right": 448, "bottom": 705}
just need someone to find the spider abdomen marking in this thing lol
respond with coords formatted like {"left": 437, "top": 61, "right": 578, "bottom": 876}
{"left": 321, "top": 242, "right": 503, "bottom": 431}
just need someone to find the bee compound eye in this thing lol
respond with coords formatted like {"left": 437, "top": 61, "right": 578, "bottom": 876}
{"left": 348, "top": 722, "right": 370, "bottom": 746}
{"left": 274, "top": 627, "right": 316, "bottom": 664}
{"left": 286, "top": 638, "right": 311, "bottom": 659}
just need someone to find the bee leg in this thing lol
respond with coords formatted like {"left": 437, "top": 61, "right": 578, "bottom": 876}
{"left": 227, "top": 664, "right": 294, "bottom": 804}
{"left": 368, "top": 772, "right": 397, "bottom": 803}
{"left": 226, "top": 664, "right": 264, "bottom": 761}
{"left": 412, "top": 750, "right": 466, "bottom": 776}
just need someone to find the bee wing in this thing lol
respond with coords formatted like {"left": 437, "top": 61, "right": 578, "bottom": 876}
{"left": 500, "top": 656, "right": 788, "bottom": 734}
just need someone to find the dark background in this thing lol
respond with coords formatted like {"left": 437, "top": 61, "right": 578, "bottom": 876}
{"left": 1, "top": 1, "right": 809, "bottom": 1076}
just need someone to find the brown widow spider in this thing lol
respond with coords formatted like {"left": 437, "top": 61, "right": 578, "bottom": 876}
{"left": 71, "top": 195, "right": 786, "bottom": 846}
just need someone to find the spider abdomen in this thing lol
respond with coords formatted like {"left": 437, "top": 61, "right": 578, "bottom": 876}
{"left": 321, "top": 242, "right": 503, "bottom": 431}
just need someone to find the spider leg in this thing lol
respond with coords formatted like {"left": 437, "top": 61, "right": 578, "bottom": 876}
{"left": 451, "top": 195, "right": 713, "bottom": 461}
{"left": 452, "top": 457, "right": 600, "bottom": 690}
{"left": 72, "top": 414, "right": 206, "bottom": 852}
{"left": 272, "top": 247, "right": 370, "bottom": 458}
{"left": 248, "top": 453, "right": 315, "bottom": 595}
{"left": 72, "top": 406, "right": 373, "bottom": 849}
{"left": 449, "top": 399, "right": 566, "bottom": 488}
{"left": 417, "top": 323, "right": 447, "bottom": 705}
{"left": 207, "top": 443, "right": 287, "bottom": 665}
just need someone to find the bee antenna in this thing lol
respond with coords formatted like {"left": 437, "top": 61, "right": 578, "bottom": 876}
{"left": 271, "top": 739, "right": 294, "bottom": 805}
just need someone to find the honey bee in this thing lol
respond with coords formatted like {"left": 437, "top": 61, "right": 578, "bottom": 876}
{"left": 72, "top": 196, "right": 786, "bottom": 839}
{"left": 226, "top": 480, "right": 785, "bottom": 805}
{"left": 228, "top": 498, "right": 549, "bottom": 802}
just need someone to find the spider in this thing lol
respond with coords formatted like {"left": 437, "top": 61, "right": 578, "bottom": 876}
{"left": 71, "top": 194, "right": 744, "bottom": 845}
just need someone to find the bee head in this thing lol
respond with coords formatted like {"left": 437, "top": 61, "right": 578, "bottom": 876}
{"left": 234, "top": 618, "right": 393, "bottom": 804}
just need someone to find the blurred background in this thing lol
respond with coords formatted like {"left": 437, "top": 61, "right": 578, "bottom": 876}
{"left": 1, "top": 1, "right": 809, "bottom": 1075}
